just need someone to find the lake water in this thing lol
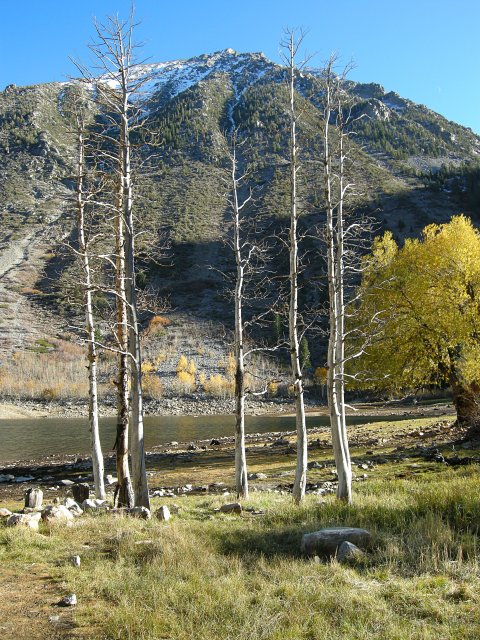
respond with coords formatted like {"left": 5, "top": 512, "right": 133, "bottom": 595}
{"left": 0, "top": 412, "right": 412, "bottom": 465}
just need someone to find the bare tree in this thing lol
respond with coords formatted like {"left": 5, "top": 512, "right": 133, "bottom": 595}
{"left": 320, "top": 57, "right": 355, "bottom": 502}
{"left": 224, "top": 135, "right": 253, "bottom": 500}
{"left": 71, "top": 90, "right": 106, "bottom": 501}
{"left": 82, "top": 11, "right": 150, "bottom": 507}
{"left": 281, "top": 30, "right": 308, "bottom": 504}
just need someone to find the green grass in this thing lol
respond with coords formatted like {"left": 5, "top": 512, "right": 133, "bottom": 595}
{"left": 1, "top": 466, "right": 479, "bottom": 639}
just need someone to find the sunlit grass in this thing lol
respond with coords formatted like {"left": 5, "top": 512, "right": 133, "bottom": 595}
{"left": 1, "top": 466, "right": 479, "bottom": 639}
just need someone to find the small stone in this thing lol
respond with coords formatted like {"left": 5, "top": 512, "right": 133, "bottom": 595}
{"left": 337, "top": 541, "right": 365, "bottom": 563}
{"left": 71, "top": 555, "right": 81, "bottom": 567}
{"left": 248, "top": 472, "right": 267, "bottom": 480}
{"left": 155, "top": 505, "right": 171, "bottom": 521}
{"left": 58, "top": 593, "right": 77, "bottom": 607}
{"left": 49, "top": 615, "right": 60, "bottom": 623}
{"left": 219, "top": 502, "right": 242, "bottom": 515}
{"left": 60, "top": 479, "right": 75, "bottom": 487}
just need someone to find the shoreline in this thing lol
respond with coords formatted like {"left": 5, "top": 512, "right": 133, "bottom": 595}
{"left": 0, "top": 395, "right": 454, "bottom": 421}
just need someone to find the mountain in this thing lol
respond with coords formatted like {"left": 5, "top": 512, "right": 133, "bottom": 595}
{"left": 1, "top": 48, "right": 480, "bottom": 362}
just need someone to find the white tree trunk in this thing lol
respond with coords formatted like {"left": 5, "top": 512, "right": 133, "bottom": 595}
{"left": 323, "top": 65, "right": 352, "bottom": 503}
{"left": 115, "top": 149, "right": 134, "bottom": 508}
{"left": 76, "top": 126, "right": 106, "bottom": 501}
{"left": 287, "top": 34, "right": 307, "bottom": 505}
{"left": 231, "top": 145, "right": 249, "bottom": 501}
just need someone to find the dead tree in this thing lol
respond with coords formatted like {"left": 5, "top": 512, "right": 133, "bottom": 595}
{"left": 73, "top": 103, "right": 107, "bottom": 501}
{"left": 319, "top": 57, "right": 358, "bottom": 503}
{"left": 281, "top": 30, "right": 308, "bottom": 504}
{"left": 81, "top": 11, "right": 151, "bottom": 507}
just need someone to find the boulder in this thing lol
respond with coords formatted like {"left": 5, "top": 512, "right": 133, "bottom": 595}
{"left": 41, "top": 505, "right": 74, "bottom": 525}
{"left": 82, "top": 498, "right": 108, "bottom": 512}
{"left": 63, "top": 498, "right": 83, "bottom": 517}
{"left": 72, "top": 483, "right": 90, "bottom": 503}
{"left": 155, "top": 505, "right": 171, "bottom": 521}
{"left": 24, "top": 488, "right": 43, "bottom": 510}
{"left": 127, "top": 506, "right": 151, "bottom": 520}
{"left": 248, "top": 472, "right": 267, "bottom": 480}
{"left": 336, "top": 541, "right": 365, "bottom": 563}
{"left": 301, "top": 527, "right": 371, "bottom": 556}
{"left": 219, "top": 502, "right": 242, "bottom": 515}
{"left": 7, "top": 512, "right": 41, "bottom": 531}
{"left": 58, "top": 594, "right": 77, "bottom": 607}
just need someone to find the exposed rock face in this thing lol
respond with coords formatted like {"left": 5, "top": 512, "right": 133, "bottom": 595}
{"left": 301, "top": 527, "right": 371, "bottom": 556}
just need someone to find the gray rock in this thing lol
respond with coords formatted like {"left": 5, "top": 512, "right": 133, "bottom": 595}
{"left": 58, "top": 594, "right": 77, "bottom": 607}
{"left": 41, "top": 505, "right": 74, "bottom": 524}
{"left": 307, "top": 461, "right": 322, "bottom": 469}
{"left": 301, "top": 527, "right": 371, "bottom": 556}
{"left": 24, "top": 487, "right": 43, "bottom": 510}
{"left": 0, "top": 474, "right": 15, "bottom": 483}
{"left": 7, "top": 512, "right": 41, "bottom": 530}
{"left": 60, "top": 479, "right": 75, "bottom": 487}
{"left": 155, "top": 505, "right": 171, "bottom": 521}
{"left": 63, "top": 499, "right": 83, "bottom": 517}
{"left": 82, "top": 498, "right": 107, "bottom": 512}
{"left": 337, "top": 541, "right": 365, "bottom": 563}
{"left": 0, "top": 508, "right": 12, "bottom": 517}
{"left": 219, "top": 502, "right": 242, "bottom": 515}
{"left": 70, "top": 555, "right": 81, "bottom": 567}
{"left": 72, "top": 483, "right": 90, "bottom": 503}
{"left": 128, "top": 506, "right": 151, "bottom": 520}
{"left": 248, "top": 472, "right": 267, "bottom": 480}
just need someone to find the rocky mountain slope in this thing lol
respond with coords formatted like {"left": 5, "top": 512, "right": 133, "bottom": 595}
{"left": 1, "top": 48, "right": 479, "bottom": 365}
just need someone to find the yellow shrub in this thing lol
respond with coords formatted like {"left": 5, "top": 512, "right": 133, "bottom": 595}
{"left": 143, "top": 374, "right": 163, "bottom": 399}
{"left": 142, "top": 360, "right": 156, "bottom": 374}
{"left": 267, "top": 381, "right": 278, "bottom": 397}
{"left": 314, "top": 367, "right": 328, "bottom": 385}
{"left": 187, "top": 359, "right": 196, "bottom": 376}
{"left": 176, "top": 355, "right": 188, "bottom": 373}
{"left": 203, "top": 374, "right": 235, "bottom": 398}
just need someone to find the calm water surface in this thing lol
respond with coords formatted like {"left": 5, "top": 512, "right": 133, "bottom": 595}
{"left": 0, "top": 413, "right": 414, "bottom": 465}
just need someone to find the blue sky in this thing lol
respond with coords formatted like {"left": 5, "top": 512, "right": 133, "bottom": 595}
{"left": 2, "top": 0, "right": 479, "bottom": 132}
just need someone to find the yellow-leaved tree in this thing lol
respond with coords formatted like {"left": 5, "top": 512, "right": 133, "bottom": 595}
{"left": 352, "top": 215, "right": 480, "bottom": 436}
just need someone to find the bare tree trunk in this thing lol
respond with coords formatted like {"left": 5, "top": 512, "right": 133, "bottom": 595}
{"left": 323, "top": 61, "right": 352, "bottom": 503}
{"left": 231, "top": 143, "right": 249, "bottom": 501}
{"left": 285, "top": 32, "right": 307, "bottom": 504}
{"left": 75, "top": 124, "right": 106, "bottom": 501}
{"left": 115, "top": 151, "right": 134, "bottom": 508}
{"left": 122, "top": 105, "right": 150, "bottom": 508}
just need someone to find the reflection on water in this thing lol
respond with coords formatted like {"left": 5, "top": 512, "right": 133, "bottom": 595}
{"left": 0, "top": 412, "right": 408, "bottom": 465}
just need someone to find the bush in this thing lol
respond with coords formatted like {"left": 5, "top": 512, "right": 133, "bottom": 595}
{"left": 142, "top": 374, "right": 163, "bottom": 399}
